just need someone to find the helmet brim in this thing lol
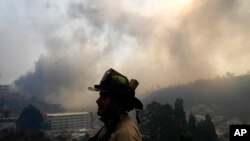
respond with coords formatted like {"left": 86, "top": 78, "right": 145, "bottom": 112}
{"left": 88, "top": 85, "right": 143, "bottom": 109}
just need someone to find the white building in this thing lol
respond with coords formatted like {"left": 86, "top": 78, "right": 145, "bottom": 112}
{"left": 46, "top": 112, "right": 92, "bottom": 131}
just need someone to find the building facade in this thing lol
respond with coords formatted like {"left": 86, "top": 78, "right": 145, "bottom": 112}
{"left": 46, "top": 112, "right": 92, "bottom": 131}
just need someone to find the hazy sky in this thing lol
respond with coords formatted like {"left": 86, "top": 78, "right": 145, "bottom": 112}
{"left": 1, "top": 0, "right": 250, "bottom": 110}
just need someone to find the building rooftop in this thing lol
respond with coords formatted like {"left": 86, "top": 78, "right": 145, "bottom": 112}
{"left": 46, "top": 112, "right": 90, "bottom": 117}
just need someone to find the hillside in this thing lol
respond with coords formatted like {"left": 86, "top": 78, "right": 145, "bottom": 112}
{"left": 2, "top": 92, "right": 65, "bottom": 116}
{"left": 144, "top": 74, "right": 250, "bottom": 119}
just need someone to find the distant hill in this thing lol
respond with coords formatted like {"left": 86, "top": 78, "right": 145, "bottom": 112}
{"left": 3, "top": 92, "right": 65, "bottom": 116}
{"left": 144, "top": 74, "right": 250, "bottom": 119}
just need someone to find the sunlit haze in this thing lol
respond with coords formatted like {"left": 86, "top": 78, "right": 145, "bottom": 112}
{"left": 1, "top": 0, "right": 250, "bottom": 110}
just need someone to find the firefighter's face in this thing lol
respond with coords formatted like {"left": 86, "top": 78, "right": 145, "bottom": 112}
{"left": 96, "top": 91, "right": 119, "bottom": 116}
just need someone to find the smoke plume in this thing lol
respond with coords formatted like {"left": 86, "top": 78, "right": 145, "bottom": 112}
{"left": 0, "top": 0, "right": 249, "bottom": 110}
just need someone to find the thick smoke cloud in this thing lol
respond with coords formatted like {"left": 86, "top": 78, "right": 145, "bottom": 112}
{"left": 1, "top": 0, "right": 249, "bottom": 110}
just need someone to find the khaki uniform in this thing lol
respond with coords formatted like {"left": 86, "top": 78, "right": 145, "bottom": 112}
{"left": 96, "top": 116, "right": 142, "bottom": 141}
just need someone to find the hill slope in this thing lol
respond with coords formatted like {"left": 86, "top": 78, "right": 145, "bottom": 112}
{"left": 144, "top": 74, "right": 250, "bottom": 119}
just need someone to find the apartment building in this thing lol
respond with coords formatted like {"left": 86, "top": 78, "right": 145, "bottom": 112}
{"left": 46, "top": 112, "right": 92, "bottom": 131}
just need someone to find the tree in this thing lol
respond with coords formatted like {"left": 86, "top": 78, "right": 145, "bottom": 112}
{"left": 196, "top": 114, "right": 218, "bottom": 141}
{"left": 187, "top": 112, "right": 196, "bottom": 135}
{"left": 203, "top": 114, "right": 219, "bottom": 141}
{"left": 174, "top": 98, "right": 187, "bottom": 133}
{"left": 180, "top": 133, "right": 194, "bottom": 141}
{"left": 15, "top": 104, "right": 44, "bottom": 133}
{"left": 140, "top": 101, "right": 180, "bottom": 141}
{"left": 80, "top": 133, "right": 90, "bottom": 141}
{"left": 140, "top": 101, "right": 162, "bottom": 141}
{"left": 140, "top": 100, "right": 218, "bottom": 141}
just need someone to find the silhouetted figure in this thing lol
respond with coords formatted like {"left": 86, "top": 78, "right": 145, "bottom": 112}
{"left": 88, "top": 68, "right": 143, "bottom": 141}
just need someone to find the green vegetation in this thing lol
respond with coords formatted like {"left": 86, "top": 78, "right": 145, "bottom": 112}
{"left": 140, "top": 98, "right": 218, "bottom": 141}
{"left": 15, "top": 104, "right": 44, "bottom": 133}
{"left": 1, "top": 105, "right": 51, "bottom": 141}
{"left": 145, "top": 73, "right": 250, "bottom": 119}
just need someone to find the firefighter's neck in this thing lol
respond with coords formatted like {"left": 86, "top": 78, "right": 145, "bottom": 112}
{"left": 100, "top": 110, "right": 128, "bottom": 124}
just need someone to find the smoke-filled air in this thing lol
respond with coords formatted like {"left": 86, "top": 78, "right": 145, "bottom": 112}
{"left": 1, "top": 0, "right": 250, "bottom": 110}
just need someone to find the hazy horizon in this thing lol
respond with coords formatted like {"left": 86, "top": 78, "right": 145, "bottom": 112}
{"left": 1, "top": 0, "right": 250, "bottom": 110}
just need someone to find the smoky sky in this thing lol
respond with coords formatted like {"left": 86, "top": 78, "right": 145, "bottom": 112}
{"left": 1, "top": 0, "right": 250, "bottom": 110}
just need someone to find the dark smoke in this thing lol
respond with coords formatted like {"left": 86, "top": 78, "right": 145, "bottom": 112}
{"left": 9, "top": 0, "right": 250, "bottom": 110}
